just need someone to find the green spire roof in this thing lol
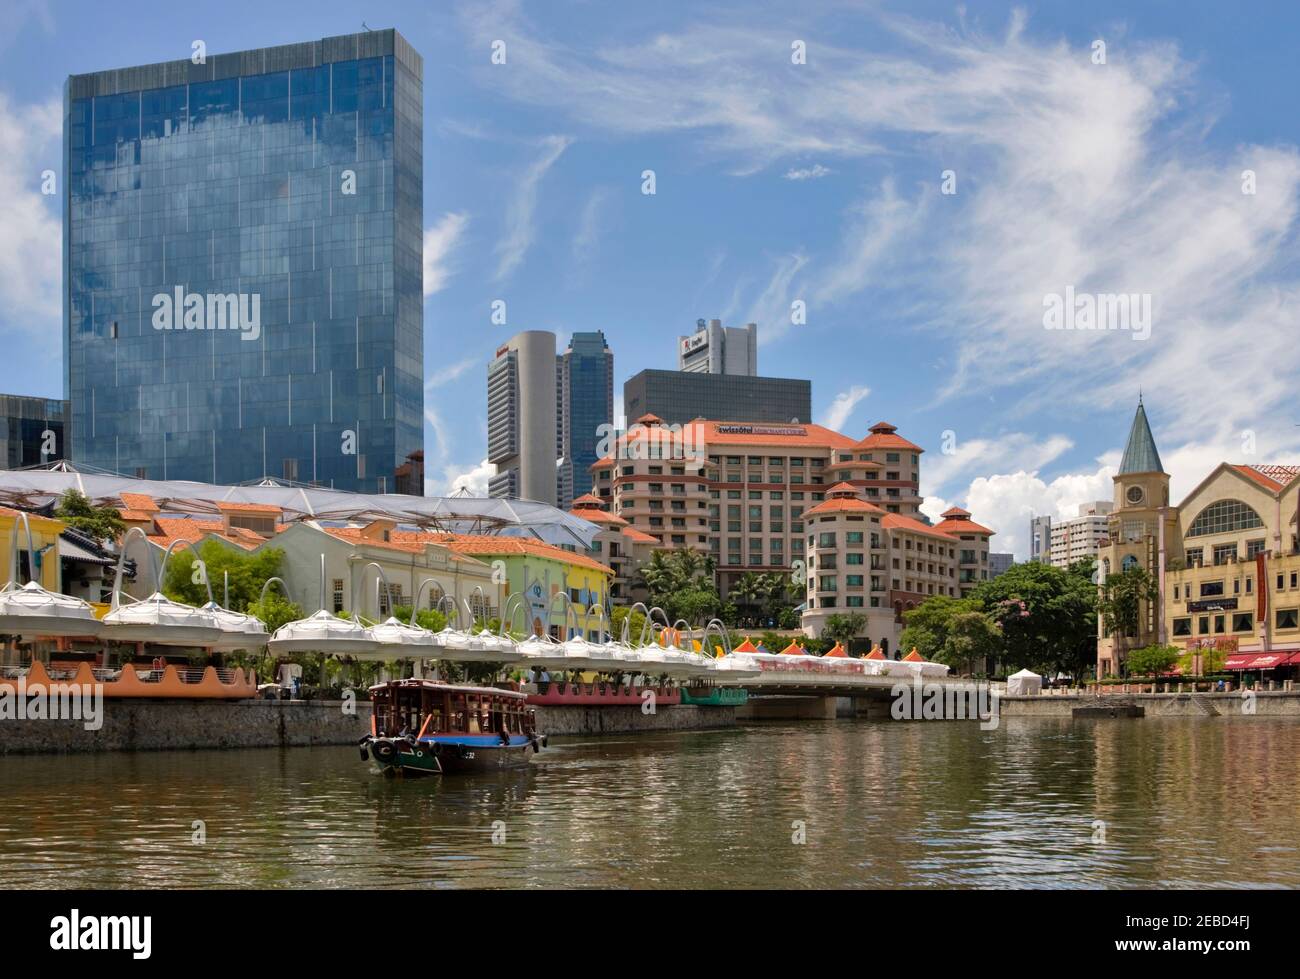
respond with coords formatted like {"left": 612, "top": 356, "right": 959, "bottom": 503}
{"left": 1119, "top": 399, "right": 1164, "bottom": 474}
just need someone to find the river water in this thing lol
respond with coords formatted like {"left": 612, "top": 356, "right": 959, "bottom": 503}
{"left": 2, "top": 716, "right": 1298, "bottom": 888}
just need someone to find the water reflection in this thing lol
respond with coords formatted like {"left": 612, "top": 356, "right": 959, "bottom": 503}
{"left": 1, "top": 717, "right": 1297, "bottom": 888}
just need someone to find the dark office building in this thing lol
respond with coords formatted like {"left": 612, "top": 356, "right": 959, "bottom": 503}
{"left": 0, "top": 395, "right": 67, "bottom": 469}
{"left": 623, "top": 369, "right": 811, "bottom": 427}
{"left": 557, "top": 331, "right": 612, "bottom": 508}
{"left": 64, "top": 29, "right": 423, "bottom": 492}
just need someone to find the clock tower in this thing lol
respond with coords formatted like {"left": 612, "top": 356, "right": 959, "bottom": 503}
{"left": 1096, "top": 399, "right": 1182, "bottom": 676}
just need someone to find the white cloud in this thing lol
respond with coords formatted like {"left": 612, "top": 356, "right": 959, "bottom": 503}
{"left": 423, "top": 212, "right": 470, "bottom": 297}
{"left": 922, "top": 432, "right": 1074, "bottom": 497}
{"left": 495, "top": 134, "right": 571, "bottom": 281}
{"left": 424, "top": 357, "right": 477, "bottom": 391}
{"left": 785, "top": 164, "right": 832, "bottom": 181}
{"left": 572, "top": 185, "right": 612, "bottom": 267}
{"left": 928, "top": 464, "right": 1117, "bottom": 561}
{"left": 442, "top": 458, "right": 495, "bottom": 496}
{"left": 0, "top": 93, "right": 61, "bottom": 335}
{"left": 456, "top": 7, "right": 1300, "bottom": 441}
{"left": 819, "top": 385, "right": 870, "bottom": 432}
{"left": 743, "top": 251, "right": 808, "bottom": 344}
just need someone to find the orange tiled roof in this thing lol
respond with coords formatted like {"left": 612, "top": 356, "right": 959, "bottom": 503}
{"left": 633, "top": 413, "right": 664, "bottom": 425}
{"left": 826, "top": 481, "right": 861, "bottom": 494}
{"left": 881, "top": 513, "right": 956, "bottom": 541}
{"left": 853, "top": 421, "right": 923, "bottom": 453}
{"left": 903, "top": 649, "right": 925, "bottom": 662}
{"left": 621, "top": 528, "right": 659, "bottom": 544}
{"left": 394, "top": 531, "right": 613, "bottom": 576}
{"left": 591, "top": 457, "right": 616, "bottom": 471}
{"left": 1231, "top": 464, "right": 1300, "bottom": 493}
{"left": 119, "top": 492, "right": 158, "bottom": 512}
{"left": 941, "top": 506, "right": 970, "bottom": 517}
{"left": 119, "top": 509, "right": 156, "bottom": 522}
{"left": 147, "top": 517, "right": 260, "bottom": 552}
{"left": 933, "top": 512, "right": 995, "bottom": 536}
{"left": 568, "top": 508, "right": 629, "bottom": 527}
{"left": 801, "top": 497, "right": 885, "bottom": 519}
{"left": 570, "top": 493, "right": 605, "bottom": 507}
{"left": 824, "top": 642, "right": 848, "bottom": 657}
{"left": 214, "top": 501, "right": 282, "bottom": 514}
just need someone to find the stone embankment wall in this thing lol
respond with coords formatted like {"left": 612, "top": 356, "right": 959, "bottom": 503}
{"left": 999, "top": 691, "right": 1300, "bottom": 718}
{"left": 0, "top": 699, "right": 734, "bottom": 753}
{"left": 0, "top": 698, "right": 373, "bottom": 754}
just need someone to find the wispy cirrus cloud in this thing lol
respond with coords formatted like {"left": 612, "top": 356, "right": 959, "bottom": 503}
{"left": 495, "top": 134, "right": 572, "bottom": 281}
{"left": 423, "top": 211, "right": 470, "bottom": 297}
{"left": 819, "top": 385, "right": 870, "bottom": 432}
{"left": 785, "top": 164, "right": 832, "bottom": 181}
{"left": 456, "top": 3, "right": 1300, "bottom": 449}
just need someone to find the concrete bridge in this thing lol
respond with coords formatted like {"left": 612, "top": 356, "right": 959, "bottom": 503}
{"left": 713, "top": 668, "right": 982, "bottom": 720}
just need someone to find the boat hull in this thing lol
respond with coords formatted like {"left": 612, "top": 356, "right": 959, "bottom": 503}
{"left": 364, "top": 735, "right": 541, "bottom": 776}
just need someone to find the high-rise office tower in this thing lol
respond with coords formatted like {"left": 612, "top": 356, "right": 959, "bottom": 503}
{"left": 678, "top": 318, "right": 757, "bottom": 375}
{"left": 488, "top": 331, "right": 557, "bottom": 503}
{"left": 1029, "top": 515, "right": 1053, "bottom": 563}
{"left": 557, "top": 331, "right": 612, "bottom": 509}
{"left": 0, "top": 395, "right": 67, "bottom": 468}
{"left": 63, "top": 30, "right": 424, "bottom": 492}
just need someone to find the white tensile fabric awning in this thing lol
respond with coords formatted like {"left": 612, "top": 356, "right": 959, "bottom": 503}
{"left": 0, "top": 469, "right": 599, "bottom": 548}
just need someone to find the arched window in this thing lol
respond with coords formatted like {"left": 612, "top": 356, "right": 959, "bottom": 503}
{"left": 1121, "top": 555, "right": 1139, "bottom": 572}
{"left": 1187, "top": 499, "right": 1264, "bottom": 538}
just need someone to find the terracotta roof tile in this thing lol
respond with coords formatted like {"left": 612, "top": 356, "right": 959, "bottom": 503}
{"left": 801, "top": 497, "right": 885, "bottom": 519}
{"left": 881, "top": 513, "right": 956, "bottom": 541}
{"left": 393, "top": 531, "right": 613, "bottom": 575}
{"left": 119, "top": 492, "right": 158, "bottom": 512}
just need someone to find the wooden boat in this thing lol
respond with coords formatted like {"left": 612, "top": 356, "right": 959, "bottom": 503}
{"left": 359, "top": 680, "right": 546, "bottom": 776}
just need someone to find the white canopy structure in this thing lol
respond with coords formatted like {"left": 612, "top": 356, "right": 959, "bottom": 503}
{"left": 1006, "top": 668, "right": 1043, "bottom": 696}
{"left": 0, "top": 467, "right": 600, "bottom": 548}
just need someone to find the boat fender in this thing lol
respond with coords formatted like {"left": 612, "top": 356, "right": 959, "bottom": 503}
{"left": 372, "top": 740, "right": 397, "bottom": 762}
{"left": 541, "top": 735, "right": 549, "bottom": 748}
{"left": 358, "top": 743, "right": 370, "bottom": 761}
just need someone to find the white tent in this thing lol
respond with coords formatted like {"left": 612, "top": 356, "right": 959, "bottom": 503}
{"left": 1006, "top": 668, "right": 1042, "bottom": 696}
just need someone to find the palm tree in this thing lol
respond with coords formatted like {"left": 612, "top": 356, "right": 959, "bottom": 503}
{"left": 730, "top": 572, "right": 763, "bottom": 626}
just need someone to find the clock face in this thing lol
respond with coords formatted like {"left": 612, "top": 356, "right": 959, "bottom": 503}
{"left": 1126, "top": 485, "right": 1145, "bottom": 505}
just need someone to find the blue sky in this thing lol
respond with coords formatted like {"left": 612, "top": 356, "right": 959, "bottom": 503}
{"left": 3, "top": 0, "right": 1299, "bottom": 557}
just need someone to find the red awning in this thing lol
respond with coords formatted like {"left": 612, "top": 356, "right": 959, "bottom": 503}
{"left": 1225, "top": 651, "right": 1294, "bottom": 670}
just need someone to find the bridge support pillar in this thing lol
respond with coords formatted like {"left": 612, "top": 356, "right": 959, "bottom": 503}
{"left": 736, "top": 696, "right": 837, "bottom": 720}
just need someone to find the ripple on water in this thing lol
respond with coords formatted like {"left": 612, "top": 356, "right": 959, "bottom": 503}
{"left": 1, "top": 716, "right": 1299, "bottom": 887}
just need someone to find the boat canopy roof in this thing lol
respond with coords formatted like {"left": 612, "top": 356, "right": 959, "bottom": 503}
{"left": 368, "top": 679, "right": 529, "bottom": 699}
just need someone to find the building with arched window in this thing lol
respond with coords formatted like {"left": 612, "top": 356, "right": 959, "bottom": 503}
{"left": 1096, "top": 399, "right": 1300, "bottom": 677}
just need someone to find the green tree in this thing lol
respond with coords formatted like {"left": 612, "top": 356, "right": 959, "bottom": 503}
{"left": 820, "top": 612, "right": 866, "bottom": 648}
{"left": 1096, "top": 566, "right": 1159, "bottom": 638}
{"left": 900, "top": 595, "right": 980, "bottom": 662}
{"left": 972, "top": 560, "right": 1097, "bottom": 679}
{"left": 54, "top": 489, "right": 125, "bottom": 542}
{"left": 162, "top": 539, "right": 289, "bottom": 611}
{"left": 938, "top": 609, "right": 1002, "bottom": 676}
{"left": 636, "top": 549, "right": 723, "bottom": 624}
{"left": 245, "top": 592, "right": 305, "bottom": 634}
{"left": 1127, "top": 642, "right": 1181, "bottom": 677}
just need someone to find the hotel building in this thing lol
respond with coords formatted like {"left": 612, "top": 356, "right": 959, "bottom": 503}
{"left": 589, "top": 415, "right": 995, "bottom": 648}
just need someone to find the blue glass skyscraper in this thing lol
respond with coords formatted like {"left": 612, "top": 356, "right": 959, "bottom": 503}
{"left": 63, "top": 29, "right": 423, "bottom": 493}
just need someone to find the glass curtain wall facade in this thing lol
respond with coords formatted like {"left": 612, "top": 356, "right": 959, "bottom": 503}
{"left": 63, "top": 30, "right": 423, "bottom": 492}
{"left": 558, "top": 331, "right": 612, "bottom": 508}
{"left": 0, "top": 395, "right": 66, "bottom": 469}
{"left": 623, "top": 369, "right": 811, "bottom": 427}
